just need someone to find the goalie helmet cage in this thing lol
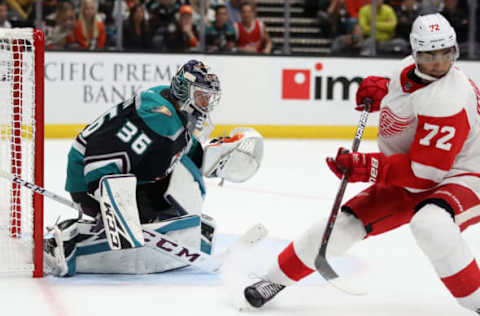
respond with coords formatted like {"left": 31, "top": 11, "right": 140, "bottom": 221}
{"left": 0, "top": 28, "right": 44, "bottom": 277}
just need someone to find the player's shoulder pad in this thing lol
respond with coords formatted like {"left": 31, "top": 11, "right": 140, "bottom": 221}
{"left": 388, "top": 56, "right": 414, "bottom": 90}
{"left": 137, "top": 85, "right": 184, "bottom": 137}
{"left": 413, "top": 67, "right": 471, "bottom": 118}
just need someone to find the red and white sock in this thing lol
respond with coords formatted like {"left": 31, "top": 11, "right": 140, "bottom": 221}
{"left": 265, "top": 213, "right": 366, "bottom": 285}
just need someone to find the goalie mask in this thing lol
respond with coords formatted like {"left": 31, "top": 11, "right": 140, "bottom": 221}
{"left": 170, "top": 60, "right": 221, "bottom": 115}
{"left": 410, "top": 13, "right": 458, "bottom": 81}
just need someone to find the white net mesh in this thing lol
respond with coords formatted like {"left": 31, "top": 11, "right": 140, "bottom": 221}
{"left": 0, "top": 29, "right": 37, "bottom": 274}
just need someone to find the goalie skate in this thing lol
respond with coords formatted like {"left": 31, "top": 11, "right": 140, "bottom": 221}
{"left": 43, "top": 218, "right": 79, "bottom": 276}
{"left": 244, "top": 280, "right": 285, "bottom": 308}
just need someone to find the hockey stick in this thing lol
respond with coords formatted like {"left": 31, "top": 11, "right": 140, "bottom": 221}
{"left": 313, "top": 105, "right": 370, "bottom": 296}
{"left": 142, "top": 222, "right": 268, "bottom": 273}
{"left": 0, "top": 169, "right": 83, "bottom": 220}
{"left": 0, "top": 169, "right": 268, "bottom": 273}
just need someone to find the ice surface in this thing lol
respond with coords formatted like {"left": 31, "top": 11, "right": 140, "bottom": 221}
{"left": 1, "top": 139, "right": 478, "bottom": 316}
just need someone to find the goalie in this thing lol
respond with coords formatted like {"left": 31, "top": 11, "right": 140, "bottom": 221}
{"left": 44, "top": 60, "right": 264, "bottom": 276}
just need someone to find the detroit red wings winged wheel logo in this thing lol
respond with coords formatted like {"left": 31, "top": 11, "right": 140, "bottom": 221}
{"left": 379, "top": 107, "right": 415, "bottom": 137}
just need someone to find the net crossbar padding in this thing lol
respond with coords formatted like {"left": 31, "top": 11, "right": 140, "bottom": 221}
{"left": 0, "top": 28, "right": 44, "bottom": 277}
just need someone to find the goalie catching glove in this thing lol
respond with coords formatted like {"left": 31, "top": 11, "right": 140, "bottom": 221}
{"left": 202, "top": 127, "right": 263, "bottom": 183}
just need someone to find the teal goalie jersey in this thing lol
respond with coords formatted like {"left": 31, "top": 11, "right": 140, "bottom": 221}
{"left": 65, "top": 85, "right": 200, "bottom": 193}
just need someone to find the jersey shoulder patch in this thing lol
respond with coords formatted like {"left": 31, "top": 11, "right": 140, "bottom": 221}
{"left": 137, "top": 86, "right": 184, "bottom": 137}
{"left": 151, "top": 105, "right": 173, "bottom": 117}
{"left": 399, "top": 63, "right": 430, "bottom": 94}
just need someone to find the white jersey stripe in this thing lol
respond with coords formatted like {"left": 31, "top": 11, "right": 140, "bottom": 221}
{"left": 411, "top": 161, "right": 447, "bottom": 183}
{"left": 455, "top": 205, "right": 480, "bottom": 228}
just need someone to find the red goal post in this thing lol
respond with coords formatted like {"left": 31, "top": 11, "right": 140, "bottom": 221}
{"left": 0, "top": 28, "right": 44, "bottom": 277}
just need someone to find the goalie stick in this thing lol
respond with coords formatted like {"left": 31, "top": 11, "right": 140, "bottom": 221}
{"left": 143, "top": 222, "right": 268, "bottom": 273}
{"left": 0, "top": 169, "right": 83, "bottom": 220}
{"left": 0, "top": 169, "right": 268, "bottom": 273}
{"left": 313, "top": 105, "right": 370, "bottom": 296}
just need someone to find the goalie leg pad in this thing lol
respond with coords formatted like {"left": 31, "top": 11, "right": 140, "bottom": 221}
{"left": 164, "top": 156, "right": 205, "bottom": 216}
{"left": 200, "top": 213, "right": 217, "bottom": 255}
{"left": 74, "top": 215, "right": 203, "bottom": 274}
{"left": 98, "top": 174, "right": 144, "bottom": 250}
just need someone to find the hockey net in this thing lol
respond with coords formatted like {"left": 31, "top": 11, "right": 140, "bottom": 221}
{"left": 0, "top": 29, "right": 44, "bottom": 277}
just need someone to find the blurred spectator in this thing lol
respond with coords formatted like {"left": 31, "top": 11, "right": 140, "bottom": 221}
{"left": 394, "top": 0, "right": 421, "bottom": 45}
{"left": 359, "top": 0, "right": 396, "bottom": 43}
{"left": 387, "top": 0, "right": 403, "bottom": 10}
{"left": 234, "top": 1, "right": 271, "bottom": 54}
{"left": 101, "top": 1, "right": 117, "bottom": 49}
{"left": 345, "top": 0, "right": 369, "bottom": 20}
{"left": 311, "top": 0, "right": 367, "bottom": 38}
{"left": 28, "top": 0, "right": 58, "bottom": 25}
{"left": 477, "top": 4, "right": 480, "bottom": 45}
{"left": 441, "top": 0, "right": 478, "bottom": 57}
{"left": 164, "top": 4, "right": 198, "bottom": 52}
{"left": 0, "top": 0, "right": 11, "bottom": 28}
{"left": 422, "top": 0, "right": 469, "bottom": 12}
{"left": 327, "top": 0, "right": 352, "bottom": 36}
{"left": 330, "top": 24, "right": 365, "bottom": 55}
{"left": 190, "top": 0, "right": 215, "bottom": 26}
{"left": 33, "top": 0, "right": 58, "bottom": 22}
{"left": 440, "top": 0, "right": 468, "bottom": 43}
{"left": 329, "top": 0, "right": 367, "bottom": 55}
{"left": 225, "top": 0, "right": 241, "bottom": 25}
{"left": 43, "top": 0, "right": 58, "bottom": 17}
{"left": 113, "top": 0, "right": 141, "bottom": 21}
{"left": 358, "top": 0, "right": 407, "bottom": 55}
{"left": 5, "top": 0, "right": 34, "bottom": 21}
{"left": 317, "top": 0, "right": 342, "bottom": 37}
{"left": 147, "top": 0, "right": 180, "bottom": 49}
{"left": 73, "top": 0, "right": 106, "bottom": 49}
{"left": 303, "top": 0, "right": 328, "bottom": 17}
{"left": 205, "top": 4, "right": 236, "bottom": 52}
{"left": 420, "top": 0, "right": 444, "bottom": 13}
{"left": 45, "top": 1, "right": 76, "bottom": 49}
{"left": 123, "top": 4, "right": 152, "bottom": 50}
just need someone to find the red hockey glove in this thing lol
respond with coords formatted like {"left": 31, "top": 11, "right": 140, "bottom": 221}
{"left": 355, "top": 76, "right": 390, "bottom": 113}
{"left": 326, "top": 147, "right": 386, "bottom": 183}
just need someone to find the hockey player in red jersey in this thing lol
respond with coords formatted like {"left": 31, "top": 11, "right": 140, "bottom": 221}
{"left": 244, "top": 13, "right": 480, "bottom": 314}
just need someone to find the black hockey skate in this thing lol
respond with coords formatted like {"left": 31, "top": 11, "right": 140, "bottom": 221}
{"left": 244, "top": 280, "right": 285, "bottom": 308}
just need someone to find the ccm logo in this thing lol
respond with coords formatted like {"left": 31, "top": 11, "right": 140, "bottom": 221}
{"left": 12, "top": 177, "right": 46, "bottom": 194}
{"left": 103, "top": 202, "right": 121, "bottom": 249}
{"left": 156, "top": 237, "right": 201, "bottom": 262}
